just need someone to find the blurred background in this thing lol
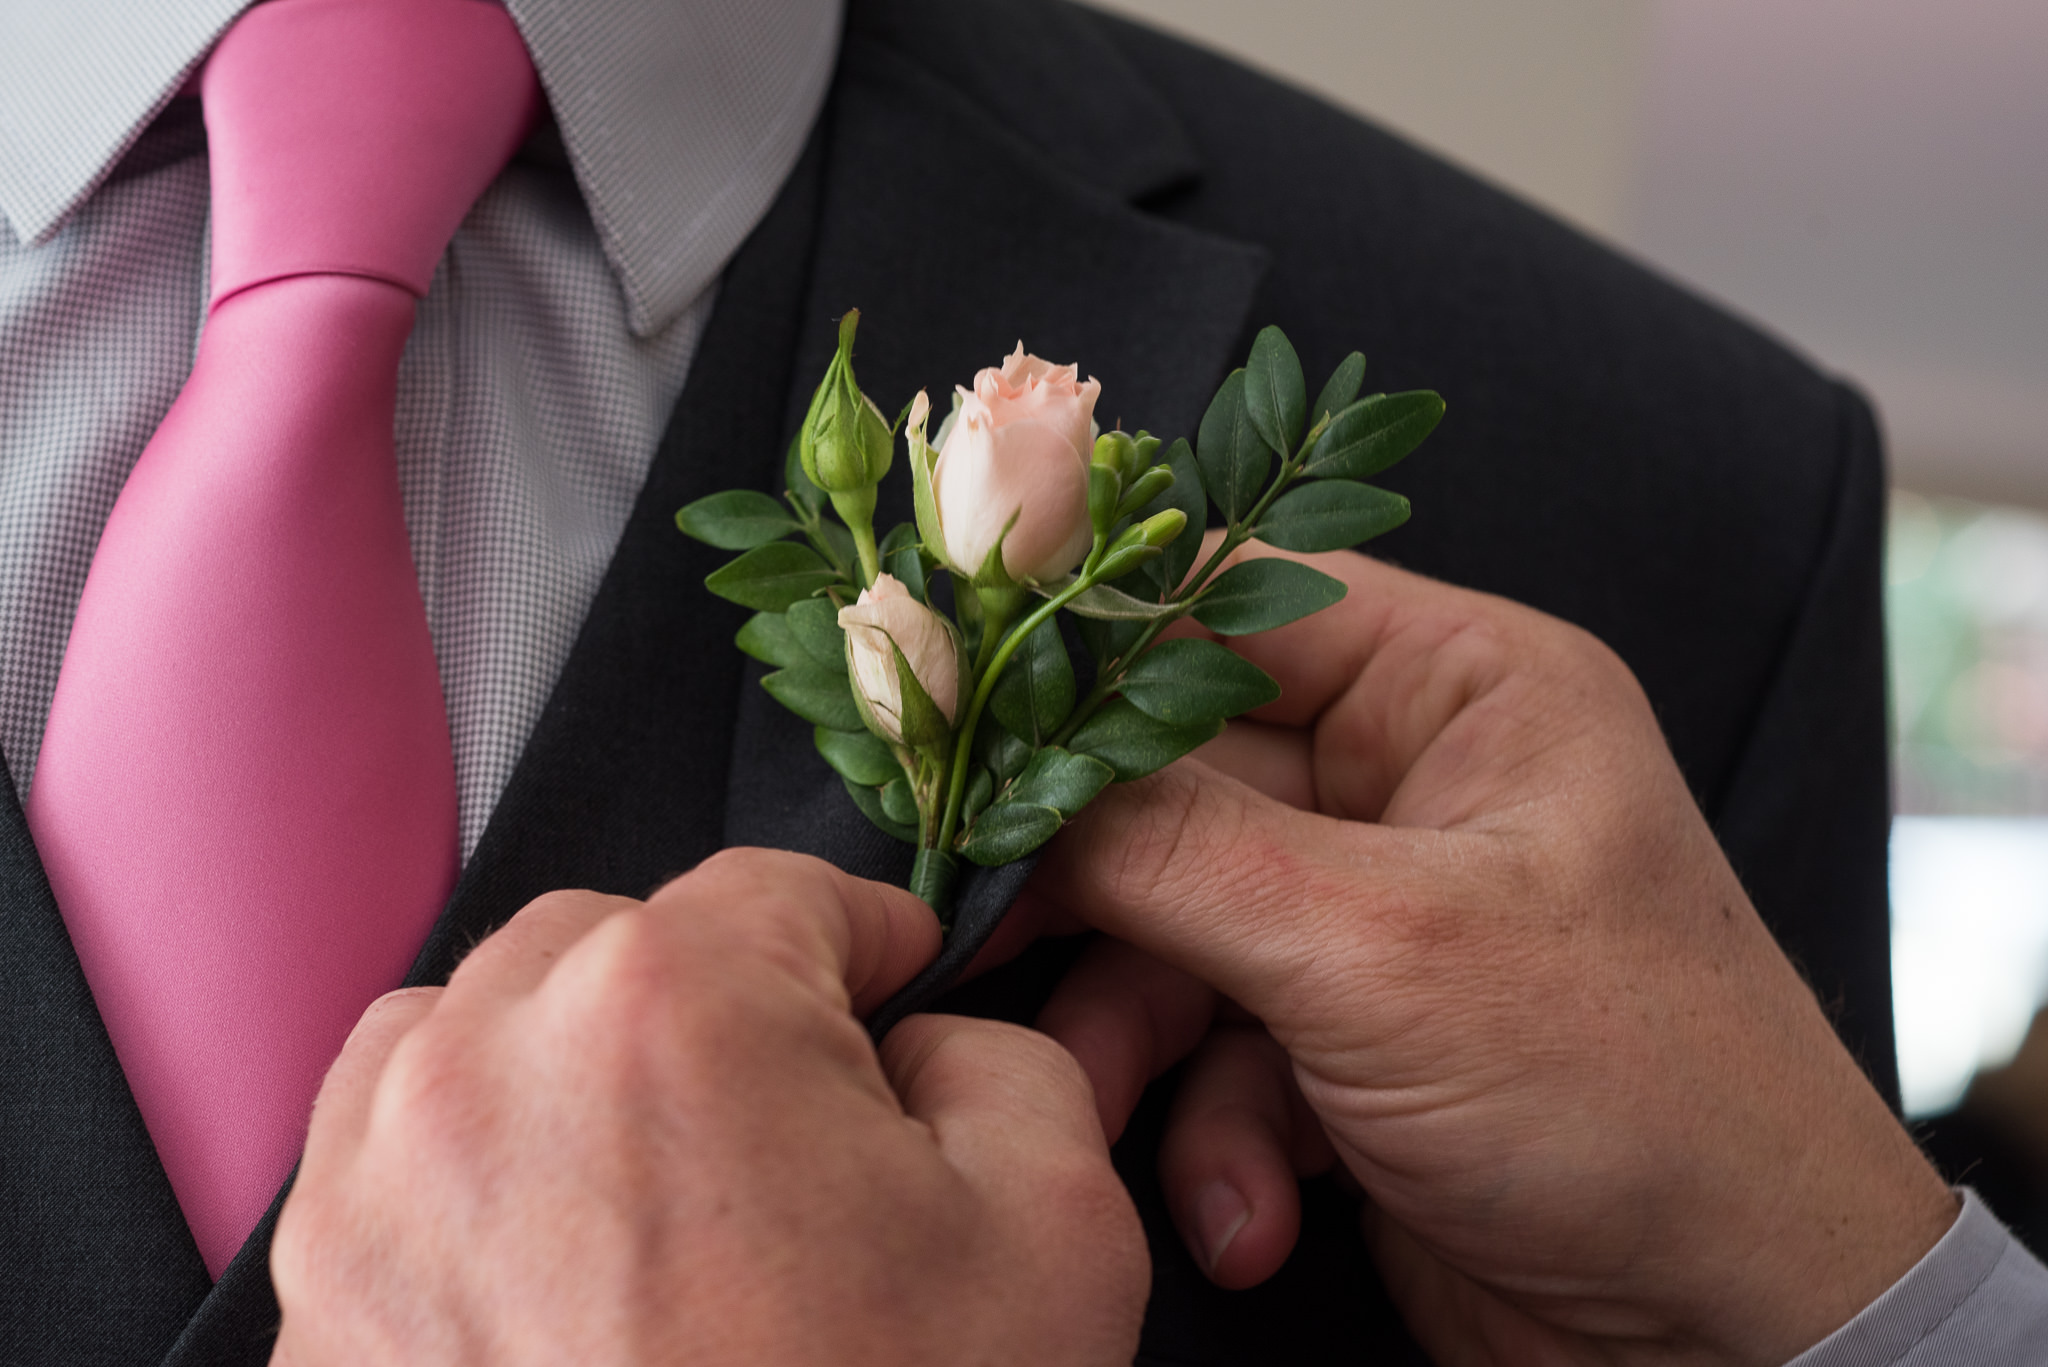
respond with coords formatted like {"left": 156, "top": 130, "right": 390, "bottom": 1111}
{"left": 1096, "top": 0, "right": 2048, "bottom": 1247}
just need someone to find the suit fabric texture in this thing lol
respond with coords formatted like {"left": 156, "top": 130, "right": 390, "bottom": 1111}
{"left": 0, "top": 1, "right": 1893, "bottom": 1363}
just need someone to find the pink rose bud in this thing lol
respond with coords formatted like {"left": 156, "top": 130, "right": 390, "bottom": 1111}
{"left": 933, "top": 345, "right": 1102, "bottom": 583}
{"left": 837, "top": 574, "right": 959, "bottom": 747}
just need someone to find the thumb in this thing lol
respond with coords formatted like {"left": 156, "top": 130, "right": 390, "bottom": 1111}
{"left": 880, "top": 1013, "right": 1116, "bottom": 1191}
{"left": 1028, "top": 758, "right": 1462, "bottom": 1037}
{"left": 878, "top": 1014, "right": 1148, "bottom": 1325}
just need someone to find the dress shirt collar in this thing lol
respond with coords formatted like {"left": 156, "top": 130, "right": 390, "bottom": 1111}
{"left": 0, "top": 0, "right": 840, "bottom": 335}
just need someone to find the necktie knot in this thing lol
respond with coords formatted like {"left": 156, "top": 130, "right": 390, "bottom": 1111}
{"left": 201, "top": 0, "right": 541, "bottom": 307}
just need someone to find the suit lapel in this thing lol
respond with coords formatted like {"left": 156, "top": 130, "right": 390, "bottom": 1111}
{"left": 0, "top": 756, "right": 211, "bottom": 1367}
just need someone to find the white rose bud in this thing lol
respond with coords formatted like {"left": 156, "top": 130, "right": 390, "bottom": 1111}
{"left": 933, "top": 345, "right": 1102, "bottom": 583}
{"left": 837, "top": 574, "right": 959, "bottom": 748}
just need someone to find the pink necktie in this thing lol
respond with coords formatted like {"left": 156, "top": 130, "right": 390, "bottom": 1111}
{"left": 27, "top": 0, "right": 539, "bottom": 1276}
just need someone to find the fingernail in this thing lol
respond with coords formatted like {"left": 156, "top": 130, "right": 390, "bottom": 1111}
{"left": 1192, "top": 1180, "right": 1250, "bottom": 1274}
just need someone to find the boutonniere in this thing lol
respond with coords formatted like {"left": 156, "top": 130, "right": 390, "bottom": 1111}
{"left": 678, "top": 312, "right": 1441, "bottom": 1018}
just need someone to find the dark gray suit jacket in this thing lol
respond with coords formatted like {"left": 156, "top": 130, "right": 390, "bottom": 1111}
{"left": 0, "top": 1, "right": 1894, "bottom": 1362}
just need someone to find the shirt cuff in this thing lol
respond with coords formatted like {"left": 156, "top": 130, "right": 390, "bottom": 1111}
{"left": 1787, "top": 1187, "right": 2048, "bottom": 1366}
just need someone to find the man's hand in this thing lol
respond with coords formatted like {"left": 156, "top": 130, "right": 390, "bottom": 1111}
{"left": 270, "top": 850, "right": 1146, "bottom": 1367}
{"left": 1025, "top": 546, "right": 1955, "bottom": 1367}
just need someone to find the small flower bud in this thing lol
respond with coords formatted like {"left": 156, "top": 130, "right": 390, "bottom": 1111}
{"left": 1137, "top": 507, "right": 1187, "bottom": 548}
{"left": 1093, "top": 430, "right": 1137, "bottom": 477}
{"left": 838, "top": 575, "right": 959, "bottom": 748}
{"left": 1093, "top": 429, "right": 1158, "bottom": 490}
{"left": 1088, "top": 463, "right": 1121, "bottom": 537}
{"left": 1090, "top": 512, "right": 1179, "bottom": 581}
{"left": 800, "top": 310, "right": 894, "bottom": 495}
{"left": 1115, "top": 465, "right": 1176, "bottom": 520}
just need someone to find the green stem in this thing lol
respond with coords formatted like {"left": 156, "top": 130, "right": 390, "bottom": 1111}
{"left": 827, "top": 487, "right": 883, "bottom": 589}
{"left": 849, "top": 520, "right": 882, "bottom": 589}
{"left": 935, "top": 575, "right": 1097, "bottom": 853}
{"left": 1183, "top": 458, "right": 1299, "bottom": 593}
{"left": 971, "top": 595, "right": 1018, "bottom": 678}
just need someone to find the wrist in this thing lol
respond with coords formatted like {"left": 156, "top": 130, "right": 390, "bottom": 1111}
{"left": 1683, "top": 1121, "right": 1958, "bottom": 1366}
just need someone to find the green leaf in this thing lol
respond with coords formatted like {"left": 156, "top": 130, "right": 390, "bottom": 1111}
{"left": 958, "top": 801, "right": 1063, "bottom": 866}
{"left": 888, "top": 543, "right": 928, "bottom": 603}
{"left": 880, "top": 776, "right": 919, "bottom": 826}
{"left": 844, "top": 776, "right": 917, "bottom": 843}
{"left": 879, "top": 522, "right": 921, "bottom": 557}
{"left": 1117, "top": 638, "right": 1280, "bottom": 722}
{"left": 760, "top": 662, "right": 863, "bottom": 731}
{"left": 1052, "top": 580, "right": 1179, "bottom": 622}
{"left": 1196, "top": 370, "right": 1270, "bottom": 525}
{"left": 784, "top": 435, "right": 824, "bottom": 517}
{"left": 1302, "top": 391, "right": 1445, "bottom": 480}
{"left": 676, "top": 489, "right": 799, "bottom": 550}
{"left": 814, "top": 519, "right": 858, "bottom": 578}
{"left": 785, "top": 596, "right": 846, "bottom": 667}
{"left": 735, "top": 612, "right": 805, "bottom": 668}
{"left": 989, "top": 616, "right": 1075, "bottom": 744}
{"left": 1005, "top": 748, "right": 1114, "bottom": 817}
{"left": 1244, "top": 326, "right": 1307, "bottom": 456}
{"left": 911, "top": 422, "right": 947, "bottom": 566}
{"left": 1078, "top": 614, "right": 1147, "bottom": 672}
{"left": 705, "top": 542, "right": 840, "bottom": 612}
{"left": 965, "top": 766, "right": 996, "bottom": 823}
{"left": 887, "top": 640, "right": 953, "bottom": 750}
{"left": 1254, "top": 481, "right": 1411, "bottom": 553}
{"left": 814, "top": 726, "right": 900, "bottom": 787}
{"left": 1067, "top": 699, "right": 1224, "bottom": 781}
{"left": 974, "top": 721, "right": 1033, "bottom": 784}
{"left": 1139, "top": 440, "right": 1207, "bottom": 595}
{"left": 1190, "top": 558, "right": 1349, "bottom": 636}
{"left": 1311, "top": 352, "right": 1367, "bottom": 427}
{"left": 909, "top": 848, "right": 957, "bottom": 917}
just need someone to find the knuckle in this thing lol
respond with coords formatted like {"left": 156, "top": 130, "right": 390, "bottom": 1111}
{"left": 519, "top": 886, "right": 603, "bottom": 919}
{"left": 677, "top": 845, "right": 823, "bottom": 907}
{"left": 973, "top": 1017, "right": 1097, "bottom": 1102}
{"left": 369, "top": 984, "right": 439, "bottom": 1012}
{"left": 548, "top": 908, "right": 806, "bottom": 1085}
{"left": 449, "top": 888, "right": 631, "bottom": 987}
{"left": 680, "top": 843, "right": 777, "bottom": 889}
{"left": 512, "top": 886, "right": 632, "bottom": 939}
{"left": 549, "top": 907, "right": 684, "bottom": 1040}
{"left": 269, "top": 1193, "right": 324, "bottom": 1301}
{"left": 354, "top": 986, "right": 437, "bottom": 1032}
{"left": 657, "top": 849, "right": 842, "bottom": 979}
{"left": 372, "top": 1023, "right": 466, "bottom": 1132}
